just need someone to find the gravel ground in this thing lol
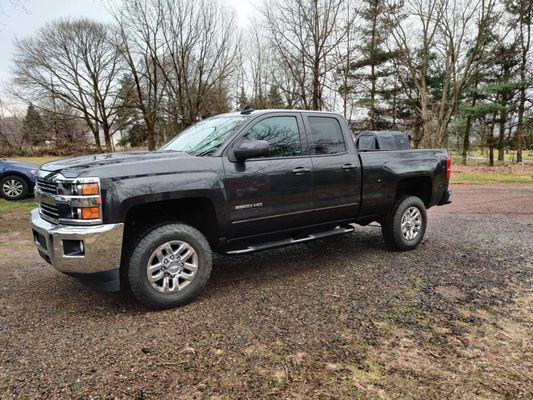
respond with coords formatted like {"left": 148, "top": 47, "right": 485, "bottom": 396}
{"left": 1, "top": 185, "right": 532, "bottom": 399}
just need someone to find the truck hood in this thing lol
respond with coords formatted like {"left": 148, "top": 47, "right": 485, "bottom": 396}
{"left": 40, "top": 151, "right": 192, "bottom": 177}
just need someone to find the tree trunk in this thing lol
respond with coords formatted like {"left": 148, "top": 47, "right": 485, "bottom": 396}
{"left": 146, "top": 117, "right": 156, "bottom": 151}
{"left": 516, "top": 4, "right": 531, "bottom": 163}
{"left": 419, "top": 89, "right": 431, "bottom": 148}
{"left": 413, "top": 123, "right": 421, "bottom": 149}
{"left": 102, "top": 123, "right": 112, "bottom": 152}
{"left": 92, "top": 128, "right": 101, "bottom": 152}
{"left": 312, "top": 59, "right": 320, "bottom": 111}
{"left": 370, "top": 62, "right": 376, "bottom": 130}
{"left": 462, "top": 92, "right": 478, "bottom": 165}
{"left": 498, "top": 98, "right": 507, "bottom": 162}
{"left": 488, "top": 113, "right": 496, "bottom": 166}
{"left": 462, "top": 117, "right": 473, "bottom": 166}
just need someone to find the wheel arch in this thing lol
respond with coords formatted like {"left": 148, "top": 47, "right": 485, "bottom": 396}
{"left": 394, "top": 176, "right": 432, "bottom": 208}
{"left": 121, "top": 197, "right": 221, "bottom": 254}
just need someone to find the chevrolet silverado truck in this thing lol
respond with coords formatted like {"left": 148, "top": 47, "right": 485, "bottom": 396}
{"left": 30, "top": 109, "right": 452, "bottom": 309}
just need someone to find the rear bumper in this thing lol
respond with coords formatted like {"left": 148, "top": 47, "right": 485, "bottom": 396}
{"left": 438, "top": 189, "right": 452, "bottom": 205}
{"left": 30, "top": 209, "right": 124, "bottom": 274}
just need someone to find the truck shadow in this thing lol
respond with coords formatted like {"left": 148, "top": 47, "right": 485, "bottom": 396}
{"left": 26, "top": 227, "right": 386, "bottom": 315}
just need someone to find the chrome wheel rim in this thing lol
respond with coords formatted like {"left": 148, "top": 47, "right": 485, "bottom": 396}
{"left": 401, "top": 207, "right": 422, "bottom": 241}
{"left": 146, "top": 240, "right": 198, "bottom": 293}
{"left": 2, "top": 179, "right": 24, "bottom": 198}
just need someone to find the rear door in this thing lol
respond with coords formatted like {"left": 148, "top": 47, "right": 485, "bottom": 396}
{"left": 304, "top": 114, "right": 361, "bottom": 223}
{"left": 222, "top": 113, "right": 314, "bottom": 238}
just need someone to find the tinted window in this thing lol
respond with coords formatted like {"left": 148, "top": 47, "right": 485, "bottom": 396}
{"left": 308, "top": 117, "right": 346, "bottom": 154}
{"left": 358, "top": 135, "right": 377, "bottom": 151}
{"left": 241, "top": 116, "right": 302, "bottom": 158}
{"left": 378, "top": 133, "right": 410, "bottom": 150}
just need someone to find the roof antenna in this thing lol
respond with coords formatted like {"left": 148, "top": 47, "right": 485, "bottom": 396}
{"left": 240, "top": 105, "right": 254, "bottom": 115}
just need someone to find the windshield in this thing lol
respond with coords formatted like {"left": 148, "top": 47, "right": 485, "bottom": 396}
{"left": 160, "top": 116, "right": 248, "bottom": 156}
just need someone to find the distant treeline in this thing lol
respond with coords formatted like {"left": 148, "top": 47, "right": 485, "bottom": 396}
{"left": 0, "top": 0, "right": 531, "bottom": 165}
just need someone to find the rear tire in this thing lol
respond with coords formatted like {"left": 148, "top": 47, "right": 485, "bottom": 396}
{"left": 128, "top": 223, "right": 212, "bottom": 310}
{"left": 381, "top": 196, "right": 427, "bottom": 251}
{"left": 1, "top": 175, "right": 29, "bottom": 200}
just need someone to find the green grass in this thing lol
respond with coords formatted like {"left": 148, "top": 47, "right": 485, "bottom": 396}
{"left": 7, "top": 156, "right": 64, "bottom": 166}
{"left": 451, "top": 172, "right": 533, "bottom": 184}
{"left": 0, "top": 199, "right": 38, "bottom": 214}
{"left": 450, "top": 150, "right": 533, "bottom": 165}
{"left": 0, "top": 199, "right": 37, "bottom": 234}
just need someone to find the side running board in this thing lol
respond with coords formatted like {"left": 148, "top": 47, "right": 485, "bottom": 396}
{"left": 226, "top": 226, "right": 354, "bottom": 255}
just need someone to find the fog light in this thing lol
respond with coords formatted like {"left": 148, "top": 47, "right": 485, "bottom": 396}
{"left": 63, "top": 240, "right": 84, "bottom": 256}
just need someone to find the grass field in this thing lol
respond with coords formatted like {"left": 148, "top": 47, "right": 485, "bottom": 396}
{"left": 450, "top": 150, "right": 533, "bottom": 165}
{"left": 451, "top": 171, "right": 533, "bottom": 184}
{"left": 0, "top": 199, "right": 37, "bottom": 214}
{"left": 8, "top": 156, "right": 64, "bottom": 166}
{"left": 0, "top": 199, "right": 37, "bottom": 233}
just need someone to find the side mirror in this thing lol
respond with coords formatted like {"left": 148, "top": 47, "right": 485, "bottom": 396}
{"left": 234, "top": 140, "right": 270, "bottom": 160}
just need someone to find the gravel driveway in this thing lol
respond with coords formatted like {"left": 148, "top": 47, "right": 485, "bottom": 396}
{"left": 1, "top": 185, "right": 532, "bottom": 399}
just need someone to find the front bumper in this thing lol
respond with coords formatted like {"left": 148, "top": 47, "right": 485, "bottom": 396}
{"left": 30, "top": 209, "right": 124, "bottom": 274}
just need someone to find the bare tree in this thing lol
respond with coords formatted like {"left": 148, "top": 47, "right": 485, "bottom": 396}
{"left": 156, "top": 0, "right": 241, "bottom": 126}
{"left": 262, "top": 0, "right": 349, "bottom": 110}
{"left": 12, "top": 18, "right": 123, "bottom": 151}
{"left": 331, "top": 2, "right": 359, "bottom": 119}
{"left": 506, "top": 0, "right": 532, "bottom": 163}
{"left": 112, "top": 0, "right": 168, "bottom": 150}
{"left": 0, "top": 96, "right": 25, "bottom": 151}
{"left": 433, "top": 0, "right": 502, "bottom": 147}
{"left": 387, "top": 0, "right": 445, "bottom": 147}
{"left": 388, "top": 0, "right": 503, "bottom": 147}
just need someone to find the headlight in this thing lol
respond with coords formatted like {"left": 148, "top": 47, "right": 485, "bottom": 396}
{"left": 78, "top": 182, "right": 100, "bottom": 196}
{"left": 57, "top": 177, "right": 103, "bottom": 223}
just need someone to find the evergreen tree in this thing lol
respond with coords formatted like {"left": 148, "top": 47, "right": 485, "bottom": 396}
{"left": 22, "top": 103, "right": 45, "bottom": 149}
{"left": 267, "top": 85, "right": 284, "bottom": 109}
{"left": 237, "top": 87, "right": 248, "bottom": 110}
{"left": 350, "top": 0, "right": 399, "bottom": 130}
{"left": 115, "top": 74, "right": 146, "bottom": 148}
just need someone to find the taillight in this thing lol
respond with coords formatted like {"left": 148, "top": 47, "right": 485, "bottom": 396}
{"left": 446, "top": 158, "right": 451, "bottom": 180}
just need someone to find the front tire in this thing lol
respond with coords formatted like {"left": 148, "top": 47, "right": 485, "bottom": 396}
{"left": 381, "top": 196, "right": 427, "bottom": 251}
{"left": 1, "top": 175, "right": 29, "bottom": 200}
{"left": 128, "top": 223, "right": 212, "bottom": 310}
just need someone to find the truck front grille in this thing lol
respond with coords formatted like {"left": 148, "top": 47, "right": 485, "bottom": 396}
{"left": 36, "top": 178, "right": 58, "bottom": 195}
{"left": 39, "top": 202, "right": 59, "bottom": 222}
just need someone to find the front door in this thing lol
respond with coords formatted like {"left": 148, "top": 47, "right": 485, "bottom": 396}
{"left": 222, "top": 113, "right": 314, "bottom": 238}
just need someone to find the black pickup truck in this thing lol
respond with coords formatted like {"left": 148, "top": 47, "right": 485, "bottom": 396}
{"left": 30, "top": 109, "right": 451, "bottom": 309}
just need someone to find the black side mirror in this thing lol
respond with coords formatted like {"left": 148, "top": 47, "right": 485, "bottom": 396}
{"left": 234, "top": 140, "right": 270, "bottom": 160}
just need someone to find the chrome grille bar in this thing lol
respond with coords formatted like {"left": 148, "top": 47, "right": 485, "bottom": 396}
{"left": 36, "top": 178, "right": 57, "bottom": 195}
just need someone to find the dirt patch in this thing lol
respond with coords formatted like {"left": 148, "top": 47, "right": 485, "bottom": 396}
{"left": 0, "top": 185, "right": 532, "bottom": 399}
{"left": 435, "top": 285, "right": 468, "bottom": 301}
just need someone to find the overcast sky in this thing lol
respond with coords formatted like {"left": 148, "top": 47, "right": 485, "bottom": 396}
{"left": 0, "top": 0, "right": 254, "bottom": 89}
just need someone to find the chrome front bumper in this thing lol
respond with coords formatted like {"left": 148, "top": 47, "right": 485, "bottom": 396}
{"left": 30, "top": 209, "right": 124, "bottom": 274}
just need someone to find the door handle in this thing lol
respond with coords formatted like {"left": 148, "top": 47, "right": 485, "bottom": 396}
{"left": 292, "top": 167, "right": 310, "bottom": 175}
{"left": 342, "top": 164, "right": 355, "bottom": 170}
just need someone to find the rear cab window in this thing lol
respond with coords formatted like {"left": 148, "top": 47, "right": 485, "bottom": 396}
{"left": 357, "top": 135, "right": 378, "bottom": 151}
{"left": 307, "top": 116, "right": 346, "bottom": 155}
